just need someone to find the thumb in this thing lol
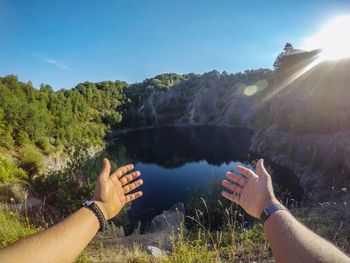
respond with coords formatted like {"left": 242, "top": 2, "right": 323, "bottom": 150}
{"left": 256, "top": 159, "right": 269, "bottom": 178}
{"left": 98, "top": 158, "right": 111, "bottom": 182}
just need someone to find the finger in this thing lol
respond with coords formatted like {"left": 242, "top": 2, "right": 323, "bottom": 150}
{"left": 221, "top": 191, "right": 240, "bottom": 204}
{"left": 125, "top": 191, "right": 143, "bottom": 203}
{"left": 111, "top": 164, "right": 134, "bottom": 179}
{"left": 123, "top": 179, "right": 143, "bottom": 194}
{"left": 256, "top": 159, "right": 269, "bottom": 179}
{"left": 98, "top": 158, "right": 111, "bottom": 182}
{"left": 236, "top": 166, "right": 257, "bottom": 179}
{"left": 222, "top": 180, "right": 242, "bottom": 195}
{"left": 120, "top": 171, "right": 141, "bottom": 186}
{"left": 226, "top": 171, "right": 247, "bottom": 187}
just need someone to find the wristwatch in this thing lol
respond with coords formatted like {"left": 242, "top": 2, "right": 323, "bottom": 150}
{"left": 260, "top": 203, "right": 288, "bottom": 224}
{"left": 82, "top": 200, "right": 107, "bottom": 232}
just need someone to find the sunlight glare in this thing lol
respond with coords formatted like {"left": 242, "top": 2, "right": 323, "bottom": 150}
{"left": 303, "top": 15, "right": 350, "bottom": 61}
{"left": 244, "top": 79, "right": 268, "bottom": 96}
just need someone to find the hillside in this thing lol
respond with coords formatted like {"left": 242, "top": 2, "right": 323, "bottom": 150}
{"left": 2, "top": 45, "right": 350, "bottom": 200}
{"left": 120, "top": 46, "right": 350, "bottom": 201}
{"left": 1, "top": 44, "right": 350, "bottom": 261}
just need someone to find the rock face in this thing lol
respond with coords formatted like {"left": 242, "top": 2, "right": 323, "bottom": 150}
{"left": 43, "top": 151, "right": 69, "bottom": 174}
{"left": 250, "top": 52, "right": 350, "bottom": 200}
{"left": 250, "top": 128, "right": 350, "bottom": 199}
{"left": 129, "top": 70, "right": 272, "bottom": 128}
{"left": 42, "top": 145, "right": 103, "bottom": 174}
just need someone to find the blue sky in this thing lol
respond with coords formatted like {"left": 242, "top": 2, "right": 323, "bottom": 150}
{"left": 0, "top": 0, "right": 349, "bottom": 89}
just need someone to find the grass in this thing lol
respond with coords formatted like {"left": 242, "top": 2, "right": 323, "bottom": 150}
{"left": 1, "top": 197, "right": 349, "bottom": 262}
{"left": 0, "top": 207, "right": 38, "bottom": 248}
{"left": 0, "top": 155, "right": 28, "bottom": 183}
{"left": 295, "top": 201, "right": 350, "bottom": 253}
{"left": 81, "top": 198, "right": 350, "bottom": 263}
{"left": 82, "top": 198, "right": 272, "bottom": 263}
{"left": 83, "top": 222, "right": 271, "bottom": 263}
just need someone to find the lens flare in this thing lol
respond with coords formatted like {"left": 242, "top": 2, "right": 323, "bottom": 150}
{"left": 303, "top": 15, "right": 350, "bottom": 61}
{"left": 244, "top": 79, "right": 268, "bottom": 96}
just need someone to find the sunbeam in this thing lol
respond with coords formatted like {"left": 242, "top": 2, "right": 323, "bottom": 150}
{"left": 304, "top": 15, "right": 350, "bottom": 61}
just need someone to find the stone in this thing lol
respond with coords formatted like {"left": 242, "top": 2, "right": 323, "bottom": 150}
{"left": 146, "top": 202, "right": 185, "bottom": 234}
{"left": 146, "top": 245, "right": 164, "bottom": 257}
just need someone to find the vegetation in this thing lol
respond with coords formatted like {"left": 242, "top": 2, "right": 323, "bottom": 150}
{"left": 19, "top": 144, "right": 44, "bottom": 176}
{"left": 0, "top": 155, "right": 28, "bottom": 183}
{"left": 0, "top": 76, "right": 127, "bottom": 150}
{"left": 0, "top": 207, "right": 37, "bottom": 248}
{"left": 0, "top": 62, "right": 349, "bottom": 262}
{"left": 0, "top": 70, "right": 273, "bottom": 149}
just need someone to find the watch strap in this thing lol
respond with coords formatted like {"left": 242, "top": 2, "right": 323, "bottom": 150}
{"left": 260, "top": 203, "right": 287, "bottom": 224}
{"left": 82, "top": 200, "right": 107, "bottom": 232}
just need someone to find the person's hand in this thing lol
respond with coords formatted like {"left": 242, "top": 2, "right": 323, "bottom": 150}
{"left": 92, "top": 158, "right": 143, "bottom": 220}
{"left": 221, "top": 159, "right": 280, "bottom": 219}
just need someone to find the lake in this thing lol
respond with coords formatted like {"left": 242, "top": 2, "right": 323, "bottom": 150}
{"left": 105, "top": 126, "right": 303, "bottom": 225}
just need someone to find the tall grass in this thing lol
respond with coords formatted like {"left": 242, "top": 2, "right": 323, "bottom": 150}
{"left": 165, "top": 198, "right": 270, "bottom": 263}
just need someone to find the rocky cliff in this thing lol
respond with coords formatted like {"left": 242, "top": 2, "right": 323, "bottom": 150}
{"left": 122, "top": 46, "right": 350, "bottom": 200}
{"left": 123, "top": 70, "right": 272, "bottom": 128}
{"left": 250, "top": 50, "right": 350, "bottom": 200}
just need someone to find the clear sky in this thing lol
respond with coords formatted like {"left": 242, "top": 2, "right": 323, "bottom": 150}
{"left": 0, "top": 0, "right": 349, "bottom": 90}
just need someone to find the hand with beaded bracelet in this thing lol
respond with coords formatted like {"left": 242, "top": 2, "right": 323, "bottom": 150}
{"left": 0, "top": 158, "right": 143, "bottom": 263}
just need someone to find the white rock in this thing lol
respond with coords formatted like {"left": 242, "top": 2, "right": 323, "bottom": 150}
{"left": 146, "top": 246, "right": 163, "bottom": 257}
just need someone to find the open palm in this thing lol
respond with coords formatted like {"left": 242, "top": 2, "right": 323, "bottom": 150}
{"left": 92, "top": 158, "right": 143, "bottom": 220}
{"left": 221, "top": 159, "right": 279, "bottom": 219}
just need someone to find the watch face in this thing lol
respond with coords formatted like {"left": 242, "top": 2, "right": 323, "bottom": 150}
{"left": 82, "top": 200, "right": 92, "bottom": 206}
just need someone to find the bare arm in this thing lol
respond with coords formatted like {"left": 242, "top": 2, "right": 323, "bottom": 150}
{"left": 0, "top": 158, "right": 143, "bottom": 263}
{"left": 222, "top": 159, "right": 349, "bottom": 263}
{"left": 264, "top": 209, "right": 349, "bottom": 263}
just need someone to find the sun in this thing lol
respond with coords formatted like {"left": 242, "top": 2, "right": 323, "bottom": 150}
{"left": 303, "top": 15, "right": 350, "bottom": 61}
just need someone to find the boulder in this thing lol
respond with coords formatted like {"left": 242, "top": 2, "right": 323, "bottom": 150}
{"left": 146, "top": 202, "right": 185, "bottom": 234}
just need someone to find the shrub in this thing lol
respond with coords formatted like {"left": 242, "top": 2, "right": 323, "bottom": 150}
{"left": 0, "top": 132, "right": 15, "bottom": 149}
{"left": 0, "top": 208, "right": 37, "bottom": 248}
{"left": 20, "top": 144, "right": 44, "bottom": 175}
{"left": 36, "top": 137, "right": 52, "bottom": 153}
{"left": 0, "top": 155, "right": 28, "bottom": 183}
{"left": 17, "top": 131, "right": 31, "bottom": 146}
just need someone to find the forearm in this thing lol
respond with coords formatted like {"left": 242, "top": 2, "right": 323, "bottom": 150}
{"left": 0, "top": 159, "right": 142, "bottom": 263}
{"left": 0, "top": 207, "right": 100, "bottom": 263}
{"left": 264, "top": 210, "right": 349, "bottom": 263}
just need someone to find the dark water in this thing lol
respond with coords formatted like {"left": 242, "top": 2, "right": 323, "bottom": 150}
{"left": 105, "top": 126, "right": 303, "bottom": 223}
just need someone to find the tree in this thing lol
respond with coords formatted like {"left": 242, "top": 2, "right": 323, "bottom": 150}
{"left": 284, "top": 42, "right": 294, "bottom": 52}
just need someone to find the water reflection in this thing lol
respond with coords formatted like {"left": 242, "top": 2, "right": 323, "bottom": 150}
{"left": 104, "top": 126, "right": 302, "bottom": 227}
{"left": 107, "top": 126, "right": 254, "bottom": 168}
